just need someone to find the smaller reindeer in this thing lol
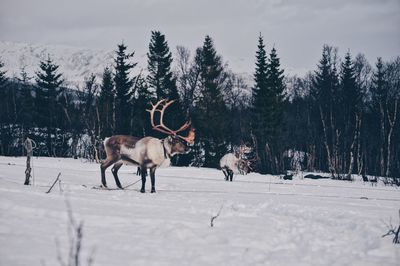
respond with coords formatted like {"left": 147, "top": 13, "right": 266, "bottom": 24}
{"left": 220, "top": 145, "right": 252, "bottom": 182}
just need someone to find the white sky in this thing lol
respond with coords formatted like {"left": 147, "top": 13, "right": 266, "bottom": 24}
{"left": 0, "top": 0, "right": 399, "bottom": 75}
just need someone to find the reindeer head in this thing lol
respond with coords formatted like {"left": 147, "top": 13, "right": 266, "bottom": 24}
{"left": 239, "top": 143, "right": 253, "bottom": 155}
{"left": 148, "top": 99, "right": 195, "bottom": 155}
{"left": 238, "top": 159, "right": 251, "bottom": 175}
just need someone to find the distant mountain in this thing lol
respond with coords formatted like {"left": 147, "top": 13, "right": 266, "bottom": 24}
{"left": 0, "top": 41, "right": 271, "bottom": 96}
{"left": 0, "top": 41, "right": 147, "bottom": 87}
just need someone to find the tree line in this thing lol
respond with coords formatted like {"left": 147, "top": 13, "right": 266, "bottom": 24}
{"left": 0, "top": 32, "right": 399, "bottom": 178}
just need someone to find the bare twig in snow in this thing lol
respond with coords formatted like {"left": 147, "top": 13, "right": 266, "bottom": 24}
{"left": 210, "top": 205, "right": 224, "bottom": 227}
{"left": 382, "top": 209, "right": 400, "bottom": 244}
{"left": 55, "top": 196, "right": 95, "bottom": 266}
{"left": 58, "top": 179, "right": 63, "bottom": 193}
{"left": 46, "top": 172, "right": 61, "bottom": 194}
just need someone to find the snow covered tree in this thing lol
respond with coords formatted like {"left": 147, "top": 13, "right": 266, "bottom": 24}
{"left": 114, "top": 43, "right": 136, "bottom": 135}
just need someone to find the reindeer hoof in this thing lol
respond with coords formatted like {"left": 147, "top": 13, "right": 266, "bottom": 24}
{"left": 151, "top": 189, "right": 156, "bottom": 193}
{"left": 140, "top": 188, "right": 145, "bottom": 193}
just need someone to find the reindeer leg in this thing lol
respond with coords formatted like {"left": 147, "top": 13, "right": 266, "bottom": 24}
{"left": 111, "top": 162, "right": 123, "bottom": 189}
{"left": 140, "top": 167, "right": 147, "bottom": 193}
{"left": 137, "top": 167, "right": 148, "bottom": 177}
{"left": 228, "top": 169, "right": 234, "bottom": 182}
{"left": 150, "top": 167, "right": 156, "bottom": 193}
{"left": 100, "top": 158, "right": 118, "bottom": 188}
{"left": 222, "top": 167, "right": 229, "bottom": 181}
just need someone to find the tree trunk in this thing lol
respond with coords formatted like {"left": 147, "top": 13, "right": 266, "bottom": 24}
{"left": 24, "top": 155, "right": 31, "bottom": 185}
{"left": 319, "top": 105, "right": 335, "bottom": 177}
{"left": 347, "top": 114, "right": 361, "bottom": 180}
{"left": 379, "top": 101, "right": 386, "bottom": 176}
{"left": 356, "top": 115, "right": 363, "bottom": 175}
{"left": 386, "top": 98, "right": 398, "bottom": 177}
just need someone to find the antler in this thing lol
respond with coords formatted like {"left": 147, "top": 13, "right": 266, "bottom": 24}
{"left": 238, "top": 143, "right": 253, "bottom": 159}
{"left": 178, "top": 127, "right": 195, "bottom": 144}
{"left": 147, "top": 99, "right": 195, "bottom": 144}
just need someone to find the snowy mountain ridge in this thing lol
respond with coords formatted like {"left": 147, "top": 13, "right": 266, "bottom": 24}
{"left": 0, "top": 41, "right": 148, "bottom": 88}
{"left": 1, "top": 41, "right": 306, "bottom": 98}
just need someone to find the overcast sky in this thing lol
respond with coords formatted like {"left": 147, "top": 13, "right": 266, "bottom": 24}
{"left": 0, "top": 0, "right": 399, "bottom": 75}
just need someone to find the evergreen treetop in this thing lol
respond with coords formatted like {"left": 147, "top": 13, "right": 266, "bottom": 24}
{"left": 99, "top": 66, "right": 114, "bottom": 101}
{"left": 35, "top": 55, "right": 63, "bottom": 92}
{"left": 147, "top": 30, "right": 177, "bottom": 100}
{"left": 371, "top": 57, "right": 387, "bottom": 102}
{"left": 340, "top": 52, "right": 361, "bottom": 112}
{"left": 114, "top": 43, "right": 136, "bottom": 98}
{"left": 113, "top": 43, "right": 136, "bottom": 134}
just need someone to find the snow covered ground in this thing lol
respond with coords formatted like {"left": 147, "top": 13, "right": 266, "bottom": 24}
{"left": 0, "top": 156, "right": 399, "bottom": 266}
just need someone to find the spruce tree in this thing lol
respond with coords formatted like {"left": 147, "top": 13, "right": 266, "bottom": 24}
{"left": 147, "top": 31, "right": 178, "bottom": 99}
{"left": 266, "top": 46, "right": 286, "bottom": 173}
{"left": 132, "top": 76, "right": 153, "bottom": 137}
{"left": 252, "top": 35, "right": 270, "bottom": 174}
{"left": 114, "top": 43, "right": 136, "bottom": 134}
{"left": 0, "top": 59, "right": 8, "bottom": 156}
{"left": 371, "top": 57, "right": 387, "bottom": 176}
{"left": 99, "top": 66, "right": 114, "bottom": 137}
{"left": 267, "top": 47, "right": 285, "bottom": 138}
{"left": 81, "top": 74, "right": 99, "bottom": 160}
{"left": 0, "top": 59, "right": 8, "bottom": 123}
{"left": 147, "top": 31, "right": 183, "bottom": 131}
{"left": 252, "top": 35, "right": 272, "bottom": 173}
{"left": 19, "top": 67, "right": 35, "bottom": 127}
{"left": 341, "top": 52, "right": 359, "bottom": 115}
{"left": 35, "top": 55, "right": 64, "bottom": 156}
{"left": 312, "top": 45, "right": 342, "bottom": 177}
{"left": 371, "top": 58, "right": 386, "bottom": 103}
{"left": 0, "top": 59, "right": 6, "bottom": 89}
{"left": 195, "top": 35, "right": 229, "bottom": 167}
{"left": 340, "top": 52, "right": 361, "bottom": 176}
{"left": 251, "top": 35, "right": 286, "bottom": 174}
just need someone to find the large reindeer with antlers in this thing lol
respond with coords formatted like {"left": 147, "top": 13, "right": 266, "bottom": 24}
{"left": 100, "top": 99, "right": 195, "bottom": 192}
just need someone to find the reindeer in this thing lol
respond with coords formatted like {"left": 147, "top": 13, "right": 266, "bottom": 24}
{"left": 100, "top": 99, "right": 195, "bottom": 192}
{"left": 219, "top": 145, "right": 253, "bottom": 182}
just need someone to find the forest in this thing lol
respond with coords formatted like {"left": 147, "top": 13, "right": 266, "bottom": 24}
{"left": 0, "top": 31, "right": 399, "bottom": 179}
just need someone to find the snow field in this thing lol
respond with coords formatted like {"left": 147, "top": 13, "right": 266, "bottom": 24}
{"left": 0, "top": 156, "right": 399, "bottom": 266}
